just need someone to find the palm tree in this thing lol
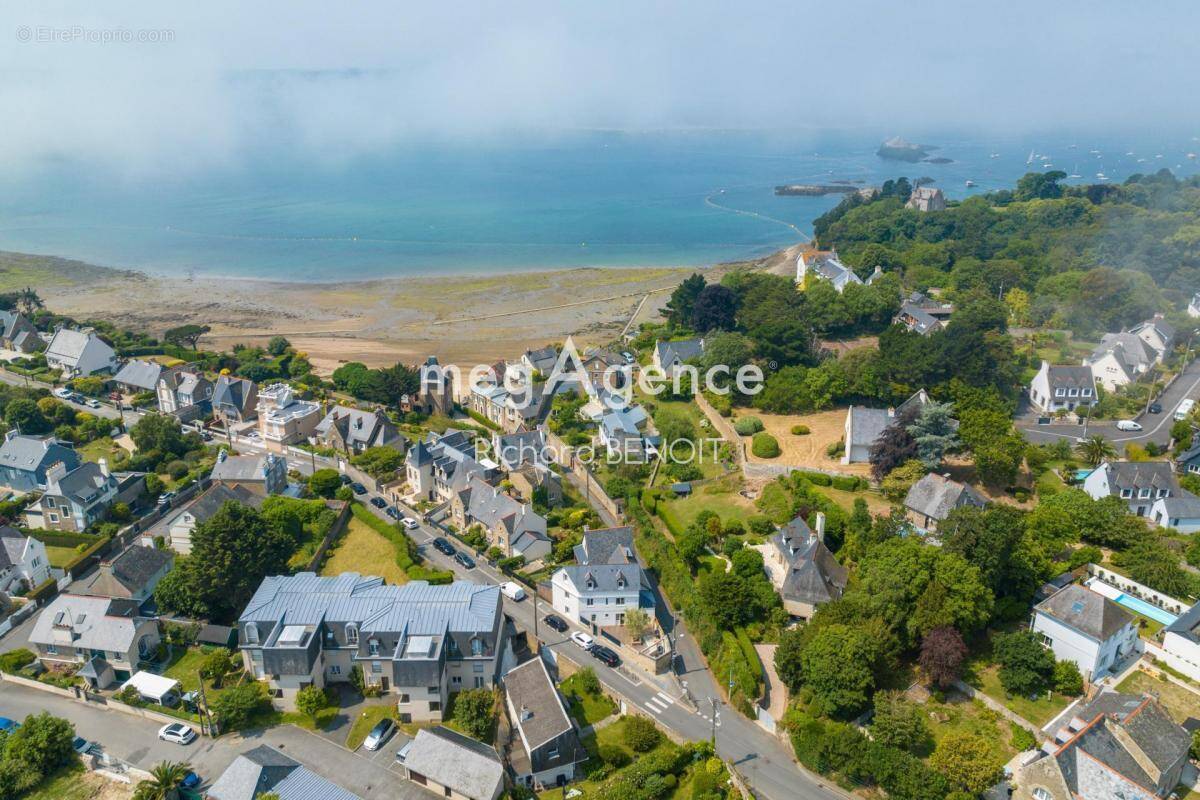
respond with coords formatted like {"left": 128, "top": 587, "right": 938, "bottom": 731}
{"left": 15, "top": 287, "right": 43, "bottom": 317}
{"left": 1076, "top": 435, "right": 1117, "bottom": 467}
{"left": 133, "top": 761, "right": 193, "bottom": 800}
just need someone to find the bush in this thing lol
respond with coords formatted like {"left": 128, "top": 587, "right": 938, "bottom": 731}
{"left": 624, "top": 715, "right": 662, "bottom": 752}
{"left": 1053, "top": 659, "right": 1083, "bottom": 696}
{"left": 0, "top": 648, "right": 35, "bottom": 673}
{"left": 734, "top": 416, "right": 764, "bottom": 436}
{"left": 598, "top": 744, "right": 631, "bottom": 767}
{"left": 825, "top": 439, "right": 845, "bottom": 458}
{"left": 751, "top": 432, "right": 780, "bottom": 459}
{"left": 1010, "top": 722, "right": 1037, "bottom": 751}
{"left": 790, "top": 424, "right": 810, "bottom": 435}
{"left": 798, "top": 470, "right": 831, "bottom": 486}
{"left": 165, "top": 459, "right": 189, "bottom": 480}
{"left": 831, "top": 475, "right": 862, "bottom": 491}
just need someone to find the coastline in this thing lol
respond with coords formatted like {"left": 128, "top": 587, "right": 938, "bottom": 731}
{"left": 0, "top": 245, "right": 802, "bottom": 372}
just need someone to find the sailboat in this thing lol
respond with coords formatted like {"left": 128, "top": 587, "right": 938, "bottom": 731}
{"left": 1026, "top": 149, "right": 1036, "bottom": 165}
{"left": 1068, "top": 164, "right": 1082, "bottom": 179}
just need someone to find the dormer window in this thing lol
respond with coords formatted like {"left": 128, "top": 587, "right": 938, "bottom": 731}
{"left": 244, "top": 624, "right": 259, "bottom": 644}
{"left": 1081, "top": 388, "right": 1093, "bottom": 397}
{"left": 368, "top": 638, "right": 381, "bottom": 656}
{"left": 1158, "top": 488, "right": 1169, "bottom": 498}
{"left": 471, "top": 638, "right": 485, "bottom": 657}
{"left": 1139, "top": 488, "right": 1151, "bottom": 499}
{"left": 1068, "top": 388, "right": 1078, "bottom": 397}
{"left": 1120, "top": 489, "right": 1132, "bottom": 498}
{"left": 585, "top": 578, "right": 596, "bottom": 591}
{"left": 616, "top": 576, "right": 626, "bottom": 590}
{"left": 346, "top": 625, "right": 359, "bottom": 646}
{"left": 1055, "top": 388, "right": 1066, "bottom": 397}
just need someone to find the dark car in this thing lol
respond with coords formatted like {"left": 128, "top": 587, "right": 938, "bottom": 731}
{"left": 432, "top": 537, "right": 456, "bottom": 556}
{"left": 339, "top": 474, "right": 352, "bottom": 485}
{"left": 370, "top": 496, "right": 387, "bottom": 509}
{"left": 454, "top": 551, "right": 476, "bottom": 569}
{"left": 590, "top": 644, "right": 620, "bottom": 668}
{"left": 385, "top": 506, "right": 400, "bottom": 519}
{"left": 1149, "top": 402, "right": 1163, "bottom": 414}
{"left": 543, "top": 614, "right": 568, "bottom": 633}
{"left": 350, "top": 482, "right": 368, "bottom": 495}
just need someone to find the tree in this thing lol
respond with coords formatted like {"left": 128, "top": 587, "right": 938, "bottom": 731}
{"left": 295, "top": 686, "right": 329, "bottom": 723}
{"left": 879, "top": 459, "right": 926, "bottom": 502}
{"left": 452, "top": 688, "right": 496, "bottom": 740}
{"left": 929, "top": 732, "right": 1004, "bottom": 795}
{"left": 3, "top": 398, "right": 50, "bottom": 435}
{"left": 623, "top": 608, "right": 651, "bottom": 641}
{"left": 973, "top": 433, "right": 1025, "bottom": 487}
{"left": 1113, "top": 537, "right": 1196, "bottom": 598}
{"left": 906, "top": 401, "right": 959, "bottom": 469}
{"left": 163, "top": 324, "right": 211, "bottom": 350}
{"left": 130, "top": 413, "right": 189, "bottom": 457}
{"left": 211, "top": 682, "right": 265, "bottom": 730}
{"left": 919, "top": 626, "right": 968, "bottom": 688}
{"left": 351, "top": 446, "right": 405, "bottom": 481}
{"left": 1076, "top": 435, "right": 1117, "bottom": 467}
{"left": 624, "top": 715, "right": 661, "bottom": 752}
{"left": 869, "top": 420, "right": 918, "bottom": 481}
{"left": 993, "top": 630, "right": 1054, "bottom": 697}
{"left": 0, "top": 712, "right": 75, "bottom": 789}
{"left": 698, "top": 572, "right": 755, "bottom": 628}
{"left": 308, "top": 468, "right": 342, "bottom": 498}
{"left": 691, "top": 284, "right": 738, "bottom": 333}
{"left": 133, "top": 760, "right": 193, "bottom": 800}
{"left": 199, "top": 648, "right": 234, "bottom": 688}
{"left": 267, "top": 336, "right": 292, "bottom": 356}
{"left": 870, "top": 691, "right": 929, "bottom": 753}
{"left": 1053, "top": 660, "right": 1083, "bottom": 696}
{"left": 941, "top": 505, "right": 1044, "bottom": 602}
{"left": 15, "top": 287, "right": 44, "bottom": 317}
{"left": 774, "top": 626, "right": 805, "bottom": 692}
{"left": 798, "top": 623, "right": 881, "bottom": 718}
{"left": 664, "top": 273, "right": 706, "bottom": 328}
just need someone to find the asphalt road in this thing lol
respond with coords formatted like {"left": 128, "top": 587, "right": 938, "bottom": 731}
{"left": 0, "top": 367, "right": 139, "bottom": 423}
{"left": 1018, "top": 357, "right": 1200, "bottom": 447}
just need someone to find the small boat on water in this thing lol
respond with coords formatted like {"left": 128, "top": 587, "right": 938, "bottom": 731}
{"left": 965, "top": 180, "right": 976, "bottom": 187}
{"left": 989, "top": 153, "right": 1000, "bottom": 159}
{"left": 1188, "top": 153, "right": 1197, "bottom": 160}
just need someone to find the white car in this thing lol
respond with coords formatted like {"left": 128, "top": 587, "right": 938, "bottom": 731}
{"left": 1115, "top": 419, "right": 1143, "bottom": 432}
{"left": 52, "top": 387, "right": 72, "bottom": 400}
{"left": 157, "top": 722, "right": 196, "bottom": 745}
{"left": 402, "top": 517, "right": 419, "bottom": 530}
{"left": 501, "top": 582, "right": 526, "bottom": 601}
{"left": 85, "top": 398, "right": 101, "bottom": 409}
{"left": 362, "top": 718, "right": 396, "bottom": 751}
{"left": 570, "top": 631, "right": 594, "bottom": 649}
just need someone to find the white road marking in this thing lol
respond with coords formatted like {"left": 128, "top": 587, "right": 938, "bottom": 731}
{"left": 645, "top": 698, "right": 666, "bottom": 713}
{"left": 655, "top": 692, "right": 674, "bottom": 705}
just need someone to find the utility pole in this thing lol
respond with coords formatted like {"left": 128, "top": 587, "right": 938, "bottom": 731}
{"left": 196, "top": 670, "right": 217, "bottom": 736}
{"left": 533, "top": 590, "right": 539, "bottom": 640}
{"left": 709, "top": 696, "right": 718, "bottom": 748}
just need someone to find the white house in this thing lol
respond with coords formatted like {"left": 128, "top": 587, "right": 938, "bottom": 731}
{"left": 0, "top": 526, "right": 49, "bottom": 593}
{"left": 841, "top": 389, "right": 933, "bottom": 464}
{"left": 1128, "top": 314, "right": 1175, "bottom": 362}
{"left": 1031, "top": 584, "right": 1138, "bottom": 681}
{"left": 651, "top": 338, "right": 704, "bottom": 376}
{"left": 1189, "top": 293, "right": 1200, "bottom": 319}
{"left": 1161, "top": 601, "right": 1200, "bottom": 682}
{"left": 551, "top": 526, "right": 649, "bottom": 628}
{"left": 1082, "top": 461, "right": 1184, "bottom": 519}
{"left": 1084, "top": 333, "right": 1157, "bottom": 392}
{"left": 795, "top": 250, "right": 863, "bottom": 293}
{"left": 44, "top": 328, "right": 118, "bottom": 378}
{"left": 1028, "top": 361, "right": 1096, "bottom": 414}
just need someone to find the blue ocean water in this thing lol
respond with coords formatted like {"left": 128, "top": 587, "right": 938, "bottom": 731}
{"left": 0, "top": 130, "right": 1196, "bottom": 282}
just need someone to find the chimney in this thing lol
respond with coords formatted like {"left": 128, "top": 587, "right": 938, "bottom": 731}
{"left": 46, "top": 461, "right": 69, "bottom": 485}
{"left": 814, "top": 512, "right": 826, "bottom": 543}
{"left": 3, "top": 429, "right": 14, "bottom": 442}
{"left": 519, "top": 704, "right": 533, "bottom": 722}
{"left": 98, "top": 458, "right": 109, "bottom": 477}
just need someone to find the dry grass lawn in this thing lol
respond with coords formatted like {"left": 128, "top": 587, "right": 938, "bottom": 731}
{"left": 735, "top": 408, "right": 872, "bottom": 477}
{"left": 319, "top": 516, "right": 408, "bottom": 585}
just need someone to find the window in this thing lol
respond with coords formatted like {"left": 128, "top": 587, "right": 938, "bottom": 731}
{"left": 473, "top": 663, "right": 484, "bottom": 673}
{"left": 586, "top": 598, "right": 594, "bottom": 606}
{"left": 245, "top": 624, "right": 259, "bottom": 644}
{"left": 1139, "top": 488, "right": 1151, "bottom": 498}
{"left": 444, "top": 787, "right": 452, "bottom": 798}
{"left": 615, "top": 596, "right": 625, "bottom": 605}
{"left": 329, "top": 665, "right": 341, "bottom": 676}
{"left": 1158, "top": 488, "right": 1169, "bottom": 497}
{"left": 48, "top": 513, "right": 59, "bottom": 523}
{"left": 1081, "top": 388, "right": 1093, "bottom": 397}
{"left": 1055, "top": 388, "right": 1066, "bottom": 397}
{"left": 428, "top": 686, "right": 439, "bottom": 695}
{"left": 368, "top": 638, "right": 381, "bottom": 656}
{"left": 471, "top": 638, "right": 484, "bottom": 656}
{"left": 400, "top": 693, "right": 411, "bottom": 703}
{"left": 45, "top": 497, "right": 55, "bottom": 508}
{"left": 44, "top": 645, "right": 57, "bottom": 655}
{"left": 345, "top": 625, "right": 358, "bottom": 646}
{"left": 548, "top": 748, "right": 559, "bottom": 760}
{"left": 1033, "top": 789, "right": 1051, "bottom": 800}
{"left": 474, "top": 676, "right": 485, "bottom": 688}
{"left": 1120, "top": 489, "right": 1132, "bottom": 498}
{"left": 1068, "top": 388, "right": 1078, "bottom": 397}
{"left": 371, "top": 661, "right": 382, "bottom": 674}
{"left": 429, "top": 701, "right": 440, "bottom": 712}
{"left": 452, "top": 676, "right": 462, "bottom": 685}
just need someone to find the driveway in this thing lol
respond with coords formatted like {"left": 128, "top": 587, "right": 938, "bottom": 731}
{"left": 1018, "top": 357, "right": 1200, "bottom": 448}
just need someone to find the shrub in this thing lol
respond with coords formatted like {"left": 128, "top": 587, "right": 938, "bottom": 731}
{"left": 114, "top": 685, "right": 144, "bottom": 706}
{"left": 790, "top": 424, "right": 810, "bottom": 435}
{"left": 0, "top": 648, "right": 35, "bottom": 673}
{"left": 1010, "top": 722, "right": 1037, "bottom": 751}
{"left": 831, "top": 475, "right": 862, "bottom": 491}
{"left": 734, "top": 416, "right": 764, "bottom": 436}
{"left": 598, "top": 744, "right": 631, "bottom": 767}
{"left": 1053, "top": 659, "right": 1083, "bottom": 696}
{"left": 798, "top": 470, "right": 831, "bottom": 486}
{"left": 751, "top": 432, "right": 780, "bottom": 459}
{"left": 165, "top": 459, "right": 189, "bottom": 480}
{"left": 624, "top": 715, "right": 662, "bottom": 752}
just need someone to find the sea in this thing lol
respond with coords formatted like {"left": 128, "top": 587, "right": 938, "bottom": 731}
{"left": 0, "top": 129, "right": 1197, "bottom": 282}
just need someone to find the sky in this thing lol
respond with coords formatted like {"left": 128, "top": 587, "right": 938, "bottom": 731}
{"left": 1, "top": 1, "right": 1198, "bottom": 173}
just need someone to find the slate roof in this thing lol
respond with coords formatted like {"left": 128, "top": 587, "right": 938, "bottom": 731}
{"left": 903, "top": 473, "right": 988, "bottom": 522}
{"left": 30, "top": 594, "right": 147, "bottom": 654}
{"left": 207, "top": 744, "right": 362, "bottom": 800}
{"left": 504, "top": 657, "right": 575, "bottom": 750}
{"left": 560, "top": 526, "right": 643, "bottom": 594}
{"left": 1036, "top": 584, "right": 1133, "bottom": 642}
{"left": 113, "top": 360, "right": 162, "bottom": 391}
{"left": 45, "top": 328, "right": 97, "bottom": 365}
{"left": 0, "top": 526, "right": 27, "bottom": 570}
{"left": 1165, "top": 599, "right": 1200, "bottom": 643}
{"left": 0, "top": 434, "right": 80, "bottom": 475}
{"left": 49, "top": 462, "right": 114, "bottom": 503}
{"left": 1100, "top": 461, "right": 1179, "bottom": 495}
{"left": 1176, "top": 441, "right": 1200, "bottom": 466}
{"left": 1132, "top": 315, "right": 1176, "bottom": 345}
{"left": 771, "top": 517, "right": 848, "bottom": 607}
{"left": 846, "top": 406, "right": 892, "bottom": 448}
{"left": 0, "top": 311, "right": 34, "bottom": 341}
{"left": 493, "top": 430, "right": 547, "bottom": 469}
{"left": 1156, "top": 490, "right": 1200, "bottom": 519}
{"left": 211, "top": 453, "right": 280, "bottom": 483}
{"left": 401, "top": 727, "right": 504, "bottom": 800}
{"left": 895, "top": 301, "right": 942, "bottom": 335}
{"left": 212, "top": 375, "right": 256, "bottom": 416}
{"left": 1092, "top": 332, "right": 1154, "bottom": 368}
{"left": 76, "top": 545, "right": 173, "bottom": 599}
{"left": 461, "top": 479, "right": 548, "bottom": 544}
{"left": 805, "top": 253, "right": 863, "bottom": 288}
{"left": 315, "top": 405, "right": 400, "bottom": 450}
{"left": 654, "top": 338, "right": 705, "bottom": 368}
{"left": 1046, "top": 364, "right": 1095, "bottom": 391}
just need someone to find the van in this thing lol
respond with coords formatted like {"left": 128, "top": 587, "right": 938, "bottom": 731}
{"left": 500, "top": 582, "right": 526, "bottom": 601}
{"left": 1175, "top": 398, "right": 1195, "bottom": 421}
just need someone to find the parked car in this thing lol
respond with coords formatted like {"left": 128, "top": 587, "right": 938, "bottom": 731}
{"left": 570, "top": 631, "right": 594, "bottom": 649}
{"left": 402, "top": 517, "right": 420, "bottom": 530}
{"left": 1115, "top": 419, "right": 1143, "bottom": 432}
{"left": 370, "top": 496, "right": 387, "bottom": 509}
{"left": 543, "top": 614, "right": 568, "bottom": 633}
{"left": 501, "top": 582, "right": 526, "bottom": 601}
{"left": 156, "top": 491, "right": 177, "bottom": 506}
{"left": 591, "top": 644, "right": 620, "bottom": 667}
{"left": 432, "top": 537, "right": 456, "bottom": 556}
{"left": 362, "top": 718, "right": 396, "bottom": 751}
{"left": 158, "top": 722, "right": 197, "bottom": 745}
{"left": 85, "top": 398, "right": 101, "bottom": 409}
{"left": 72, "top": 736, "right": 96, "bottom": 755}
{"left": 52, "top": 388, "right": 72, "bottom": 400}
{"left": 339, "top": 473, "right": 352, "bottom": 485}
{"left": 350, "top": 482, "right": 368, "bottom": 495}
{"left": 454, "top": 551, "right": 476, "bottom": 570}
{"left": 385, "top": 507, "right": 400, "bottom": 519}
{"left": 1149, "top": 402, "right": 1163, "bottom": 414}
{"left": 621, "top": 351, "right": 636, "bottom": 364}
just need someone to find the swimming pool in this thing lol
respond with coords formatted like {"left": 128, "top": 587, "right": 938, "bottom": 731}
{"left": 1112, "top": 593, "right": 1178, "bottom": 626}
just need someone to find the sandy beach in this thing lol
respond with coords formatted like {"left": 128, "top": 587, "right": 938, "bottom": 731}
{"left": 0, "top": 246, "right": 802, "bottom": 374}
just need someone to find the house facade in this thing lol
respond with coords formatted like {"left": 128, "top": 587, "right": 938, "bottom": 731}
{"left": 149, "top": 482, "right": 264, "bottom": 554}
{"left": 313, "top": 405, "right": 403, "bottom": 455}
{"left": 23, "top": 460, "right": 120, "bottom": 532}
{"left": 1031, "top": 584, "right": 1138, "bottom": 681}
{"left": 0, "top": 432, "right": 82, "bottom": 492}
{"left": 1085, "top": 332, "right": 1156, "bottom": 392}
{"left": 209, "top": 450, "right": 288, "bottom": 497}
{"left": 211, "top": 375, "right": 258, "bottom": 426}
{"left": 0, "top": 311, "right": 43, "bottom": 353}
{"left": 1161, "top": 601, "right": 1200, "bottom": 682}
{"left": 903, "top": 473, "right": 988, "bottom": 533}
{"left": 237, "top": 573, "right": 505, "bottom": 716}
{"left": 1082, "top": 461, "right": 1187, "bottom": 519}
{"left": 44, "top": 328, "right": 118, "bottom": 378}
{"left": 0, "top": 526, "right": 50, "bottom": 593}
{"left": 156, "top": 368, "right": 213, "bottom": 421}
{"left": 766, "top": 514, "right": 848, "bottom": 619}
{"left": 551, "top": 526, "right": 650, "bottom": 628}
{"left": 405, "top": 430, "right": 494, "bottom": 503}
{"left": 905, "top": 186, "right": 947, "bottom": 211}
{"left": 1028, "top": 361, "right": 1097, "bottom": 413}
{"left": 1128, "top": 314, "right": 1175, "bottom": 362}
{"left": 451, "top": 478, "right": 551, "bottom": 562}
{"left": 503, "top": 657, "right": 586, "bottom": 789}
{"left": 256, "top": 383, "right": 321, "bottom": 449}
{"left": 795, "top": 250, "right": 863, "bottom": 293}
{"left": 29, "top": 594, "right": 161, "bottom": 686}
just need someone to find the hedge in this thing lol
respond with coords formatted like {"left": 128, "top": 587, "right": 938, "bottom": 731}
{"left": 62, "top": 535, "right": 113, "bottom": 576}
{"left": 796, "top": 471, "right": 832, "bottom": 486}
{"left": 29, "top": 530, "right": 102, "bottom": 549}
{"left": 465, "top": 409, "right": 501, "bottom": 432}
{"left": 830, "top": 475, "right": 864, "bottom": 492}
{"left": 750, "top": 432, "right": 780, "bottom": 459}
{"left": 27, "top": 577, "right": 58, "bottom": 603}
{"left": 350, "top": 503, "right": 453, "bottom": 584}
{"left": 0, "top": 648, "right": 35, "bottom": 673}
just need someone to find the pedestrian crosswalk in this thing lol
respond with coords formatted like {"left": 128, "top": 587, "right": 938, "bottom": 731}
{"left": 643, "top": 691, "right": 676, "bottom": 715}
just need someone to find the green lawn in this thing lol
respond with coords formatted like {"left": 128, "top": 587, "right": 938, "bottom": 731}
{"left": 921, "top": 692, "right": 1019, "bottom": 764}
{"left": 1116, "top": 670, "right": 1200, "bottom": 724}
{"left": 969, "top": 663, "right": 1074, "bottom": 727}
{"left": 696, "top": 554, "right": 725, "bottom": 578}
{"left": 346, "top": 704, "right": 399, "bottom": 750}
{"left": 559, "top": 673, "right": 617, "bottom": 727}
{"left": 44, "top": 545, "right": 79, "bottom": 569}
{"left": 75, "top": 436, "right": 125, "bottom": 465}
{"left": 23, "top": 761, "right": 101, "bottom": 800}
{"left": 320, "top": 515, "right": 409, "bottom": 585}
{"left": 659, "top": 483, "right": 757, "bottom": 534}
{"left": 575, "top": 716, "right": 679, "bottom": 794}
{"left": 162, "top": 646, "right": 211, "bottom": 693}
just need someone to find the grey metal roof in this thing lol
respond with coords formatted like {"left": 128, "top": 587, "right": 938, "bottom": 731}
{"left": 1036, "top": 584, "right": 1133, "bottom": 642}
{"left": 847, "top": 405, "right": 892, "bottom": 448}
{"left": 903, "top": 473, "right": 988, "bottom": 521}
{"left": 503, "top": 657, "right": 574, "bottom": 750}
{"left": 0, "top": 434, "right": 80, "bottom": 474}
{"left": 402, "top": 727, "right": 503, "bottom": 800}
{"left": 113, "top": 359, "right": 162, "bottom": 391}
{"left": 207, "top": 745, "right": 362, "bottom": 800}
